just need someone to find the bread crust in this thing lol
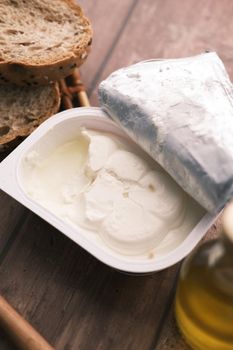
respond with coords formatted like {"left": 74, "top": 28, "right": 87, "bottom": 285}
{"left": 0, "top": 83, "right": 61, "bottom": 148}
{"left": 0, "top": 0, "right": 93, "bottom": 85}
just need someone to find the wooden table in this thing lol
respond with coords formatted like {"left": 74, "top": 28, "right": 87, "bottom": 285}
{"left": 0, "top": 0, "right": 230, "bottom": 348}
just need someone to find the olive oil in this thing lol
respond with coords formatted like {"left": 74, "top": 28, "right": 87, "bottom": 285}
{"left": 175, "top": 203, "right": 233, "bottom": 350}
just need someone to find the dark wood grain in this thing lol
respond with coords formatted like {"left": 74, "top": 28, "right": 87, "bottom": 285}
{"left": 0, "top": 0, "right": 232, "bottom": 349}
{"left": 0, "top": 213, "right": 178, "bottom": 350}
{"left": 0, "top": 191, "right": 28, "bottom": 259}
{"left": 0, "top": 195, "right": 23, "bottom": 349}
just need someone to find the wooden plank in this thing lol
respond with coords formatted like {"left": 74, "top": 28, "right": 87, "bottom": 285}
{"left": 0, "top": 212, "right": 178, "bottom": 350}
{"left": 77, "top": 0, "right": 137, "bottom": 104}
{"left": 89, "top": 0, "right": 233, "bottom": 105}
{"left": 0, "top": 217, "right": 221, "bottom": 350}
{"left": 155, "top": 307, "right": 191, "bottom": 350}
{"left": 0, "top": 190, "right": 28, "bottom": 258}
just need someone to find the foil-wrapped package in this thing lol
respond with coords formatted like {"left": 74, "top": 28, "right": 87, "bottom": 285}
{"left": 99, "top": 52, "right": 233, "bottom": 212}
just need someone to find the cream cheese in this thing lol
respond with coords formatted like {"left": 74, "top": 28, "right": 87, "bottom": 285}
{"left": 23, "top": 129, "right": 202, "bottom": 256}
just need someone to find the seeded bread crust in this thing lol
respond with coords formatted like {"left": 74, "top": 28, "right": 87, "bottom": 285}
{"left": 0, "top": 82, "right": 60, "bottom": 150}
{"left": 0, "top": 0, "right": 92, "bottom": 86}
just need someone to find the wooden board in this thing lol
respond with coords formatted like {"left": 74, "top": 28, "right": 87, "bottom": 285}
{"left": 0, "top": 213, "right": 180, "bottom": 349}
{"left": 86, "top": 0, "right": 233, "bottom": 105}
{"left": 78, "top": 0, "right": 137, "bottom": 99}
{"left": 0, "top": 0, "right": 231, "bottom": 349}
{"left": 0, "top": 193, "right": 28, "bottom": 261}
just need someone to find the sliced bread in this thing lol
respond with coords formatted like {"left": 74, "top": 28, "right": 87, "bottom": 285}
{"left": 0, "top": 0, "right": 92, "bottom": 85}
{"left": 0, "top": 82, "right": 60, "bottom": 149}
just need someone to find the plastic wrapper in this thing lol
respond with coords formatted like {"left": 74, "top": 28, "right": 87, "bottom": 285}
{"left": 99, "top": 52, "right": 233, "bottom": 212}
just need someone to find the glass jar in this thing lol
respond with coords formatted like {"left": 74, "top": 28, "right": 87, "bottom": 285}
{"left": 175, "top": 202, "right": 233, "bottom": 350}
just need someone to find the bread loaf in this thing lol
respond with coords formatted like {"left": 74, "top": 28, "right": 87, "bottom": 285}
{"left": 0, "top": 83, "right": 60, "bottom": 150}
{"left": 0, "top": 0, "right": 92, "bottom": 85}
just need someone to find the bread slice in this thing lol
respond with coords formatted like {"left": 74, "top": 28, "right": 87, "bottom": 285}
{"left": 0, "top": 0, "right": 92, "bottom": 85}
{"left": 0, "top": 82, "right": 60, "bottom": 150}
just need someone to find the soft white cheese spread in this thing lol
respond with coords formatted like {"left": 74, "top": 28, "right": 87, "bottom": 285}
{"left": 22, "top": 129, "right": 201, "bottom": 255}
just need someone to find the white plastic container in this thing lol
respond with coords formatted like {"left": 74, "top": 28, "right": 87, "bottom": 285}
{"left": 0, "top": 108, "right": 218, "bottom": 273}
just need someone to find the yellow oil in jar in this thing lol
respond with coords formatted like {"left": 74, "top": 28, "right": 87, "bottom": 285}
{"left": 175, "top": 239, "right": 233, "bottom": 350}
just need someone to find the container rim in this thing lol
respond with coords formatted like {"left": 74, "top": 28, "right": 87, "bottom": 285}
{"left": 0, "top": 107, "right": 218, "bottom": 273}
